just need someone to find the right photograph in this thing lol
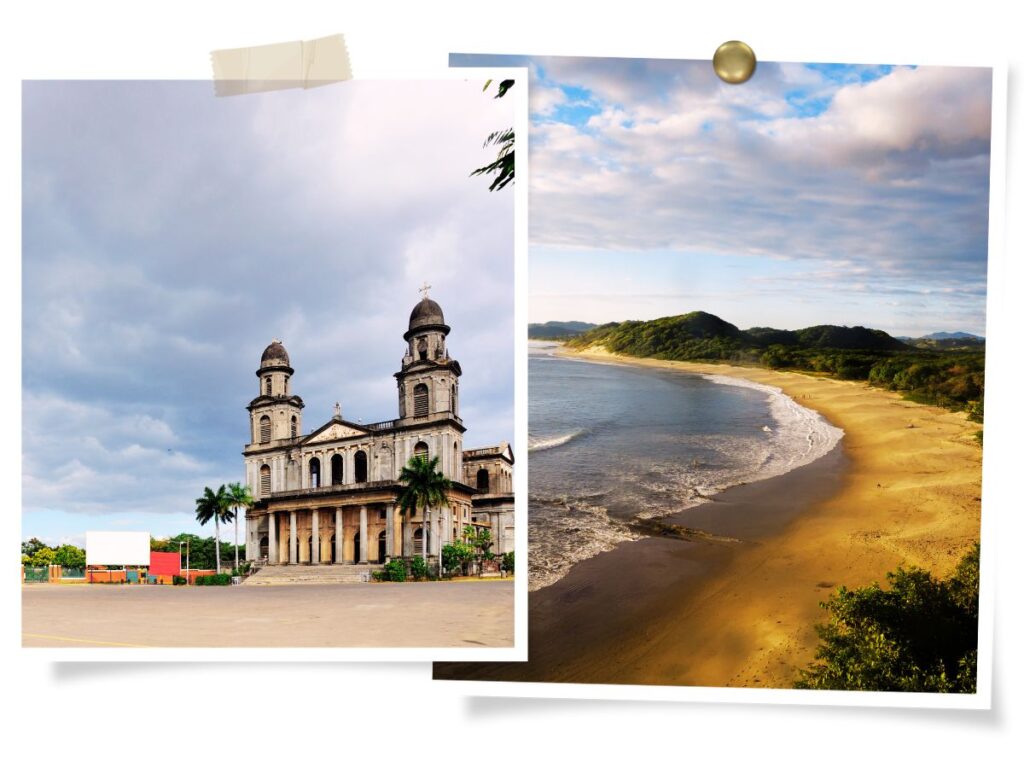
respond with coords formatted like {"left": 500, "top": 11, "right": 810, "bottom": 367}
{"left": 438, "top": 54, "right": 993, "bottom": 695}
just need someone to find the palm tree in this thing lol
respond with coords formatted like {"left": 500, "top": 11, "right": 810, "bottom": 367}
{"left": 195, "top": 485, "right": 233, "bottom": 574}
{"left": 397, "top": 455, "right": 452, "bottom": 573}
{"left": 226, "top": 482, "right": 254, "bottom": 572}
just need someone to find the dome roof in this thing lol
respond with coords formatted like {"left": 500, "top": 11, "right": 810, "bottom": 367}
{"left": 260, "top": 339, "right": 290, "bottom": 367}
{"left": 408, "top": 297, "right": 446, "bottom": 331}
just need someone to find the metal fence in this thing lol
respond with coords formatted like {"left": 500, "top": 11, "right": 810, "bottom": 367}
{"left": 61, "top": 567, "right": 85, "bottom": 579}
{"left": 23, "top": 567, "right": 48, "bottom": 583}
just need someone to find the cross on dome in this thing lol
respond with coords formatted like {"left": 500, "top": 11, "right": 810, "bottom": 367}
{"left": 419, "top": 281, "right": 431, "bottom": 299}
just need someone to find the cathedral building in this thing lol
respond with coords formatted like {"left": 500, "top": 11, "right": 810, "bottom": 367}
{"left": 243, "top": 293, "right": 515, "bottom": 567}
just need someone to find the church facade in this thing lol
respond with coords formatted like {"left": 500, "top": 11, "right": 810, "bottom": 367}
{"left": 243, "top": 294, "right": 515, "bottom": 567}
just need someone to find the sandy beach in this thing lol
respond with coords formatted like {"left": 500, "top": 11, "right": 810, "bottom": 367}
{"left": 437, "top": 346, "right": 982, "bottom": 688}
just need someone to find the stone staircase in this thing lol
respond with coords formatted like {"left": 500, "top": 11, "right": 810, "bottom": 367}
{"left": 240, "top": 564, "right": 373, "bottom": 586}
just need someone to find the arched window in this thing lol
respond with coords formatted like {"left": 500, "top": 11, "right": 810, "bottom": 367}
{"left": 264, "top": 376, "right": 272, "bottom": 395}
{"left": 260, "top": 464, "right": 271, "bottom": 496}
{"left": 418, "top": 338, "right": 428, "bottom": 361}
{"left": 414, "top": 441, "right": 429, "bottom": 460}
{"left": 413, "top": 383, "right": 428, "bottom": 418}
{"left": 476, "top": 468, "right": 490, "bottom": 492}
{"left": 331, "top": 454, "right": 343, "bottom": 485}
{"left": 309, "top": 457, "right": 321, "bottom": 488}
{"left": 413, "top": 527, "right": 424, "bottom": 550}
{"left": 451, "top": 383, "right": 457, "bottom": 414}
{"left": 290, "top": 415, "right": 297, "bottom": 438}
{"left": 354, "top": 450, "right": 368, "bottom": 483}
{"left": 259, "top": 415, "right": 271, "bottom": 443}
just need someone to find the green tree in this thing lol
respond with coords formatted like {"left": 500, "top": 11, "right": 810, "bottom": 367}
{"left": 194, "top": 485, "right": 234, "bottom": 574}
{"left": 22, "top": 537, "right": 48, "bottom": 558}
{"left": 797, "top": 544, "right": 980, "bottom": 692}
{"left": 470, "top": 79, "right": 515, "bottom": 192}
{"left": 501, "top": 551, "right": 514, "bottom": 575}
{"left": 397, "top": 454, "right": 452, "bottom": 567}
{"left": 226, "top": 482, "right": 254, "bottom": 572}
{"left": 462, "top": 524, "right": 495, "bottom": 572}
{"left": 52, "top": 544, "right": 86, "bottom": 569}
{"left": 29, "top": 546, "right": 56, "bottom": 567}
{"left": 442, "top": 541, "right": 476, "bottom": 577}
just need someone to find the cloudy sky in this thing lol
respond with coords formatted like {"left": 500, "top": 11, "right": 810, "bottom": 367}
{"left": 23, "top": 79, "right": 514, "bottom": 546}
{"left": 454, "top": 55, "right": 992, "bottom": 337}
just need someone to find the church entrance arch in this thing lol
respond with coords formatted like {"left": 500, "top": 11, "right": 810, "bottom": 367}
{"left": 353, "top": 531, "right": 360, "bottom": 563}
{"left": 259, "top": 535, "right": 269, "bottom": 560}
{"left": 330, "top": 534, "right": 336, "bottom": 563}
{"left": 378, "top": 530, "right": 387, "bottom": 563}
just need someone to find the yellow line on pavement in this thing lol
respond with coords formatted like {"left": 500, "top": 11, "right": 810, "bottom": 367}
{"left": 23, "top": 633, "right": 152, "bottom": 648}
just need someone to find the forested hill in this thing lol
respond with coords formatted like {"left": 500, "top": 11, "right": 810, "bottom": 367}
{"left": 566, "top": 311, "right": 984, "bottom": 424}
{"left": 567, "top": 311, "right": 909, "bottom": 357}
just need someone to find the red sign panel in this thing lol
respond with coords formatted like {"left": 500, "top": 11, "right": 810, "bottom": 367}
{"left": 149, "top": 551, "right": 181, "bottom": 576}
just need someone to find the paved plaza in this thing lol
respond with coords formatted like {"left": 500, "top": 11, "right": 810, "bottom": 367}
{"left": 22, "top": 581, "right": 513, "bottom": 648}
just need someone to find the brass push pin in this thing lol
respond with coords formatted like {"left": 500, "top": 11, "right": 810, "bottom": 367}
{"left": 713, "top": 40, "right": 757, "bottom": 84}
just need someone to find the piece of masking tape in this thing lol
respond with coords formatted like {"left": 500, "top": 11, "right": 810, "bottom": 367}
{"left": 210, "top": 34, "right": 352, "bottom": 97}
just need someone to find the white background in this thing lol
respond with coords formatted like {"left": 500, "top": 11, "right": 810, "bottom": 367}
{"left": 3, "top": 1, "right": 1021, "bottom": 765}
{"left": 84, "top": 531, "right": 150, "bottom": 567}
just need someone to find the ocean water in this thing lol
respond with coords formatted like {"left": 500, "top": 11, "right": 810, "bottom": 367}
{"left": 528, "top": 343, "right": 844, "bottom": 590}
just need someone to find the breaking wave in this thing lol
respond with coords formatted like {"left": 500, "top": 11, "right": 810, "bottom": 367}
{"left": 529, "top": 429, "right": 586, "bottom": 453}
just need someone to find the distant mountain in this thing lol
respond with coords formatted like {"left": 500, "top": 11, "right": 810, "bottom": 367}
{"left": 922, "top": 331, "right": 984, "bottom": 340}
{"left": 528, "top": 321, "right": 599, "bottom": 339}
{"left": 897, "top": 331, "right": 985, "bottom": 350}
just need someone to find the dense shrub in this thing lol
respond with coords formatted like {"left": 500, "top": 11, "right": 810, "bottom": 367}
{"left": 501, "top": 551, "right": 515, "bottom": 575}
{"left": 172, "top": 575, "right": 187, "bottom": 585}
{"left": 384, "top": 559, "right": 408, "bottom": 582}
{"left": 410, "top": 556, "right": 428, "bottom": 581}
{"left": 195, "top": 573, "right": 231, "bottom": 586}
{"left": 797, "top": 544, "right": 980, "bottom": 692}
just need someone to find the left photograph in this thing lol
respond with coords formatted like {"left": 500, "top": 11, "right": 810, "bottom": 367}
{"left": 21, "top": 77, "right": 522, "bottom": 654}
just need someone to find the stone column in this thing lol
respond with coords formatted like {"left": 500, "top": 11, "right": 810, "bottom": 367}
{"left": 311, "top": 509, "right": 319, "bottom": 564}
{"left": 335, "top": 507, "right": 344, "bottom": 563}
{"left": 268, "top": 511, "right": 277, "bottom": 564}
{"left": 289, "top": 510, "right": 297, "bottom": 564}
{"left": 359, "top": 505, "right": 368, "bottom": 563}
{"left": 386, "top": 503, "right": 395, "bottom": 559}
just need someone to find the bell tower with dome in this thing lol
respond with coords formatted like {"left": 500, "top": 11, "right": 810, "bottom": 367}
{"left": 396, "top": 284, "right": 462, "bottom": 423}
{"left": 247, "top": 339, "right": 305, "bottom": 445}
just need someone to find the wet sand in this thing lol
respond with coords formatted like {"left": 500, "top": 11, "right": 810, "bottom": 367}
{"left": 436, "top": 347, "right": 981, "bottom": 687}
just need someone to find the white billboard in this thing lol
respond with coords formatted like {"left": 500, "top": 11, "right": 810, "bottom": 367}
{"left": 85, "top": 531, "right": 150, "bottom": 566}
